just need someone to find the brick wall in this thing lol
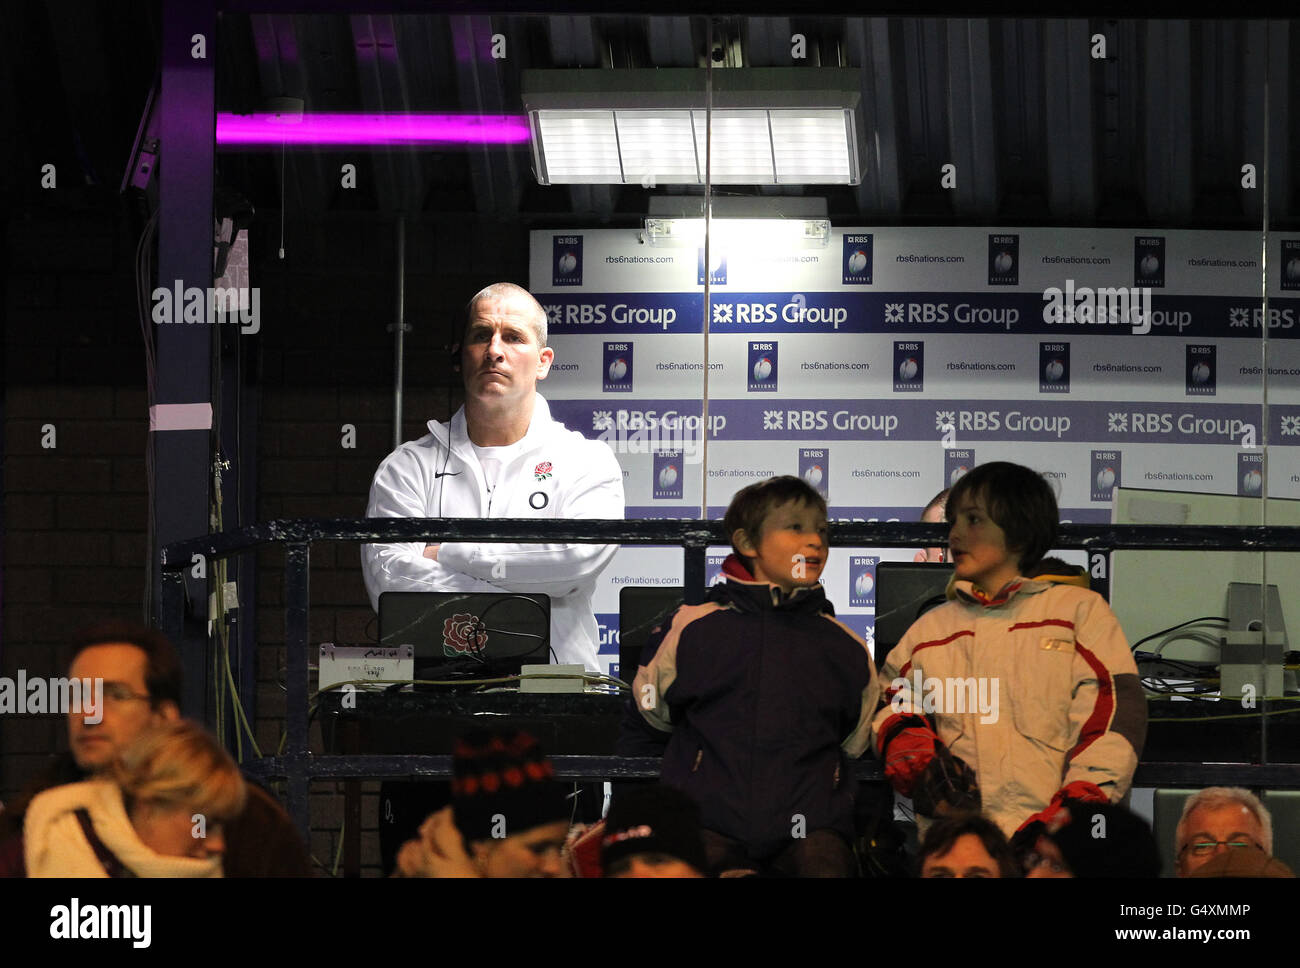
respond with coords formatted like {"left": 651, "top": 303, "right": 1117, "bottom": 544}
{"left": 4, "top": 199, "right": 530, "bottom": 875}
{"left": 3, "top": 192, "right": 155, "bottom": 807}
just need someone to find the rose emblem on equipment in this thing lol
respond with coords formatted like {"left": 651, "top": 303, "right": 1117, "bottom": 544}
{"left": 534, "top": 461, "right": 553, "bottom": 481}
{"left": 443, "top": 613, "right": 485, "bottom": 656}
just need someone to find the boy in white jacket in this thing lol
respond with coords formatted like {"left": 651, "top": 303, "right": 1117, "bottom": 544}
{"left": 872, "top": 462, "right": 1146, "bottom": 841}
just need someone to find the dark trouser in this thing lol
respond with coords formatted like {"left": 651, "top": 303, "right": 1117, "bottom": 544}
{"left": 700, "top": 828, "right": 858, "bottom": 878}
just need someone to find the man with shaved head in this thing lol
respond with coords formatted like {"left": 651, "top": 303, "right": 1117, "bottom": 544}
{"left": 363, "top": 282, "right": 624, "bottom": 672}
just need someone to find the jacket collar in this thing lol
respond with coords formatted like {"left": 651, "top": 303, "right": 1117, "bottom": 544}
{"left": 712, "top": 553, "right": 833, "bottom": 614}
{"left": 947, "top": 573, "right": 1073, "bottom": 608}
{"left": 431, "top": 393, "right": 557, "bottom": 463}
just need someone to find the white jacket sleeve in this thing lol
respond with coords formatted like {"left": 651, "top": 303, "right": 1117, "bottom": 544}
{"left": 361, "top": 447, "right": 499, "bottom": 611}
{"left": 436, "top": 442, "right": 624, "bottom": 599}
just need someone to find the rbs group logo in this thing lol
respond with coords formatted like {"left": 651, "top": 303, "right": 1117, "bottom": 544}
{"left": 849, "top": 556, "right": 878, "bottom": 608}
{"left": 843, "top": 234, "right": 874, "bottom": 285}
{"left": 748, "top": 341, "right": 778, "bottom": 392}
{"left": 1134, "top": 236, "right": 1166, "bottom": 289}
{"left": 698, "top": 248, "right": 727, "bottom": 286}
{"left": 945, "top": 448, "right": 975, "bottom": 487}
{"left": 652, "top": 451, "right": 684, "bottom": 501}
{"left": 1185, "top": 344, "right": 1216, "bottom": 396}
{"left": 1039, "top": 342, "right": 1070, "bottom": 394}
{"left": 1090, "top": 450, "right": 1121, "bottom": 503}
{"left": 988, "top": 234, "right": 1019, "bottom": 286}
{"left": 707, "top": 554, "right": 727, "bottom": 587}
{"left": 603, "top": 342, "right": 633, "bottom": 393}
{"left": 1238, "top": 451, "right": 1264, "bottom": 497}
{"left": 1283, "top": 240, "right": 1300, "bottom": 292}
{"left": 799, "top": 448, "right": 830, "bottom": 501}
{"left": 893, "top": 341, "right": 924, "bottom": 392}
{"left": 552, "top": 235, "right": 583, "bottom": 287}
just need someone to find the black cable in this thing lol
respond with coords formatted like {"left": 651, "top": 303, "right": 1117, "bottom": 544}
{"left": 475, "top": 594, "right": 552, "bottom": 663}
{"left": 1130, "top": 616, "right": 1227, "bottom": 653}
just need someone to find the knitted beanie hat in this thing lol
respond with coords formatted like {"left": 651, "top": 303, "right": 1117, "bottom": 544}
{"left": 1046, "top": 799, "right": 1162, "bottom": 878}
{"left": 451, "top": 730, "right": 569, "bottom": 843}
{"left": 601, "top": 784, "right": 708, "bottom": 874}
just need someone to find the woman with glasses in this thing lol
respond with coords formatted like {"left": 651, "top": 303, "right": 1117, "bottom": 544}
{"left": 23, "top": 720, "right": 246, "bottom": 877}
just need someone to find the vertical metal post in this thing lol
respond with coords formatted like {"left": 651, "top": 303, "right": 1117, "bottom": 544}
{"left": 154, "top": 0, "right": 216, "bottom": 723}
{"left": 284, "top": 542, "right": 311, "bottom": 841}
{"left": 683, "top": 536, "right": 708, "bottom": 606}
{"left": 392, "top": 217, "right": 407, "bottom": 450}
{"left": 160, "top": 568, "right": 187, "bottom": 647}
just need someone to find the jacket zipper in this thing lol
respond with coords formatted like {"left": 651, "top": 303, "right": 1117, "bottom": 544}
{"left": 692, "top": 749, "right": 703, "bottom": 773}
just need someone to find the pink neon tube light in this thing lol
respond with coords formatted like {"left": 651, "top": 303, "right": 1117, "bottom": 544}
{"left": 216, "top": 112, "right": 531, "bottom": 146}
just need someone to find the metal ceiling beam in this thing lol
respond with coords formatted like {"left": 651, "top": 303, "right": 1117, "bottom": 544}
{"left": 846, "top": 17, "right": 903, "bottom": 218}
{"left": 1143, "top": 20, "right": 1195, "bottom": 220}
{"left": 646, "top": 16, "right": 698, "bottom": 69}
{"left": 548, "top": 15, "right": 613, "bottom": 216}
{"left": 351, "top": 13, "right": 425, "bottom": 211}
{"left": 1044, "top": 19, "right": 1097, "bottom": 219}
{"left": 247, "top": 14, "right": 331, "bottom": 215}
{"left": 450, "top": 15, "right": 523, "bottom": 216}
{"left": 945, "top": 18, "right": 998, "bottom": 218}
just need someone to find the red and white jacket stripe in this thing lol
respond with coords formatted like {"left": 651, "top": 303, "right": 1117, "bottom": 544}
{"left": 872, "top": 574, "right": 1146, "bottom": 837}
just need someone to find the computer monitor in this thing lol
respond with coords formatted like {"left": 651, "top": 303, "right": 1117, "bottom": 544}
{"left": 871, "top": 563, "right": 954, "bottom": 669}
{"left": 1109, "top": 486, "right": 1298, "bottom": 670}
{"left": 618, "top": 586, "right": 685, "bottom": 678}
{"left": 378, "top": 591, "right": 551, "bottom": 678}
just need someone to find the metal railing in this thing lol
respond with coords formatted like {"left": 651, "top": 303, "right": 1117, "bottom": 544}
{"left": 161, "top": 517, "right": 1300, "bottom": 840}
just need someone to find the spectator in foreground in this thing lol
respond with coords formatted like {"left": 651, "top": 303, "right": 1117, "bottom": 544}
{"left": 918, "top": 813, "right": 1019, "bottom": 878}
{"left": 602, "top": 785, "right": 706, "bottom": 878}
{"left": 0, "top": 620, "right": 310, "bottom": 877}
{"left": 24, "top": 720, "right": 246, "bottom": 877}
{"left": 1176, "top": 786, "right": 1293, "bottom": 878}
{"left": 1021, "top": 799, "right": 1161, "bottom": 878}
{"left": 394, "top": 730, "right": 571, "bottom": 878}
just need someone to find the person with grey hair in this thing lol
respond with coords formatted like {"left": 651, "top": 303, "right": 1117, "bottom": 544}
{"left": 362, "top": 282, "right": 625, "bottom": 672}
{"left": 1175, "top": 786, "right": 1287, "bottom": 877}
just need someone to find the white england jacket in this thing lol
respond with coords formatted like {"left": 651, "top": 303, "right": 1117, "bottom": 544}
{"left": 362, "top": 395, "right": 624, "bottom": 672}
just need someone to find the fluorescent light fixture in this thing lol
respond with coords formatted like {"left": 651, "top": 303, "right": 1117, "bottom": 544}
{"left": 643, "top": 196, "right": 831, "bottom": 249}
{"left": 644, "top": 216, "right": 830, "bottom": 249}
{"left": 522, "top": 68, "right": 863, "bottom": 186}
{"left": 215, "top": 112, "right": 530, "bottom": 147}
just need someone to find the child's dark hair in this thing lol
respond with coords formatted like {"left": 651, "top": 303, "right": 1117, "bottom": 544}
{"left": 724, "top": 476, "right": 827, "bottom": 559}
{"left": 946, "top": 462, "right": 1057, "bottom": 572}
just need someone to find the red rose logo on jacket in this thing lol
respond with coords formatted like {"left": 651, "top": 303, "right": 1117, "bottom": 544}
{"left": 443, "top": 613, "right": 485, "bottom": 656}
{"left": 534, "top": 461, "right": 553, "bottom": 481}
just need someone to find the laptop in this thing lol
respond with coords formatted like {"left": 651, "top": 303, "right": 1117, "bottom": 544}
{"left": 871, "top": 563, "right": 953, "bottom": 669}
{"left": 617, "top": 586, "right": 686, "bottom": 680}
{"left": 378, "top": 591, "right": 551, "bottom": 680}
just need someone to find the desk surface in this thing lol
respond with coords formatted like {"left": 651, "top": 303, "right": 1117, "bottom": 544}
{"left": 318, "top": 690, "right": 1300, "bottom": 764}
